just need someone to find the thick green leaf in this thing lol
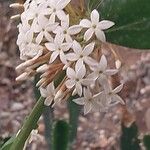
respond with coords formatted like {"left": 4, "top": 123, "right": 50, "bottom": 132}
{"left": 52, "top": 120, "right": 70, "bottom": 150}
{"left": 87, "top": 0, "right": 150, "bottom": 49}
{"left": 1, "top": 136, "right": 15, "bottom": 150}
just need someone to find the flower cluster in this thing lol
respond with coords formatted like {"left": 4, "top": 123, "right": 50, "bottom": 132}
{"left": 15, "top": 0, "right": 124, "bottom": 114}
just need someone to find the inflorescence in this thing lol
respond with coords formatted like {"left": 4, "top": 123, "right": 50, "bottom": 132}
{"left": 11, "top": 0, "right": 124, "bottom": 114}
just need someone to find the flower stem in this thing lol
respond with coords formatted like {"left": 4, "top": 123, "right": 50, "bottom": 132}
{"left": 11, "top": 97, "right": 45, "bottom": 150}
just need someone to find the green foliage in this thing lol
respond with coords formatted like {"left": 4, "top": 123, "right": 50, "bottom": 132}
{"left": 143, "top": 134, "right": 150, "bottom": 150}
{"left": 87, "top": 0, "right": 150, "bottom": 49}
{"left": 52, "top": 120, "right": 70, "bottom": 150}
{"left": 34, "top": 75, "right": 53, "bottom": 150}
{"left": 120, "top": 122, "right": 140, "bottom": 150}
{"left": 68, "top": 96, "right": 81, "bottom": 144}
{"left": 0, "top": 137, "right": 15, "bottom": 150}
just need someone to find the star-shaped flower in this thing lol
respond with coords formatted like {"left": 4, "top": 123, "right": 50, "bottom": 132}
{"left": 33, "top": 15, "right": 58, "bottom": 44}
{"left": 90, "top": 55, "right": 118, "bottom": 84}
{"left": 66, "top": 40, "right": 96, "bottom": 68}
{"left": 21, "top": 0, "right": 47, "bottom": 22}
{"left": 45, "top": 33, "right": 72, "bottom": 64}
{"left": 80, "top": 9, "right": 114, "bottom": 42}
{"left": 47, "top": 0, "right": 71, "bottom": 22}
{"left": 40, "top": 82, "right": 56, "bottom": 106}
{"left": 73, "top": 88, "right": 102, "bottom": 114}
{"left": 54, "top": 15, "right": 82, "bottom": 42}
{"left": 65, "top": 64, "right": 93, "bottom": 96}
{"left": 98, "top": 83, "right": 125, "bottom": 107}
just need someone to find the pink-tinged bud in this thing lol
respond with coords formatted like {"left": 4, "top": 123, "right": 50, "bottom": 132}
{"left": 10, "top": 14, "right": 21, "bottom": 20}
{"left": 54, "top": 90, "right": 63, "bottom": 101}
{"left": 115, "top": 60, "right": 121, "bottom": 69}
{"left": 10, "top": 3, "right": 23, "bottom": 8}
{"left": 16, "top": 72, "right": 28, "bottom": 81}
{"left": 36, "top": 64, "right": 49, "bottom": 73}
{"left": 36, "top": 78, "right": 45, "bottom": 87}
{"left": 16, "top": 60, "right": 33, "bottom": 71}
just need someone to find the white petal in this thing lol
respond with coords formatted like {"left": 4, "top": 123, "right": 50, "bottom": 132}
{"left": 84, "top": 28, "right": 94, "bottom": 41}
{"left": 40, "top": 87, "right": 47, "bottom": 98}
{"left": 65, "top": 79, "right": 75, "bottom": 89}
{"left": 83, "top": 42, "right": 95, "bottom": 56}
{"left": 111, "top": 95, "right": 125, "bottom": 105}
{"left": 84, "top": 88, "right": 92, "bottom": 99}
{"left": 99, "top": 55, "right": 107, "bottom": 71}
{"left": 98, "top": 20, "right": 115, "bottom": 30}
{"left": 46, "top": 23, "right": 59, "bottom": 31}
{"left": 26, "top": 30, "right": 33, "bottom": 42}
{"left": 45, "top": 43, "right": 56, "bottom": 51}
{"left": 55, "top": 33, "right": 64, "bottom": 46}
{"left": 66, "top": 53, "right": 79, "bottom": 61}
{"left": 49, "top": 13, "right": 56, "bottom": 23}
{"left": 87, "top": 72, "right": 98, "bottom": 80}
{"left": 84, "top": 56, "right": 97, "bottom": 66}
{"left": 80, "top": 19, "right": 91, "bottom": 28}
{"left": 50, "top": 51, "right": 59, "bottom": 63}
{"left": 44, "top": 97, "right": 53, "bottom": 106}
{"left": 113, "top": 84, "right": 123, "bottom": 94}
{"left": 95, "top": 29, "right": 106, "bottom": 42}
{"left": 91, "top": 9, "right": 99, "bottom": 24}
{"left": 42, "top": 8, "right": 53, "bottom": 15}
{"left": 60, "top": 51, "right": 67, "bottom": 64}
{"left": 76, "top": 61, "right": 86, "bottom": 79}
{"left": 68, "top": 25, "right": 82, "bottom": 35}
{"left": 61, "top": 43, "right": 72, "bottom": 52}
{"left": 84, "top": 101, "right": 92, "bottom": 114}
{"left": 36, "top": 32, "right": 43, "bottom": 44}
{"left": 61, "top": 15, "right": 69, "bottom": 29}
{"left": 47, "top": 82, "right": 55, "bottom": 95}
{"left": 75, "top": 82, "right": 83, "bottom": 96}
{"left": 57, "top": 0, "right": 71, "bottom": 9}
{"left": 105, "top": 69, "right": 118, "bottom": 76}
{"left": 66, "top": 67, "right": 76, "bottom": 79}
{"left": 65, "top": 34, "right": 73, "bottom": 42}
{"left": 73, "top": 97, "right": 85, "bottom": 105}
{"left": 38, "top": 15, "right": 48, "bottom": 28}
{"left": 72, "top": 40, "right": 82, "bottom": 54}
{"left": 44, "top": 32, "right": 53, "bottom": 42}
{"left": 56, "top": 10, "right": 67, "bottom": 21}
{"left": 81, "top": 79, "right": 94, "bottom": 86}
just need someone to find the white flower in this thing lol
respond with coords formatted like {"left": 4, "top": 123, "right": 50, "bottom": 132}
{"left": 99, "top": 84, "right": 125, "bottom": 106}
{"left": 21, "top": 0, "right": 46, "bottom": 22}
{"left": 40, "top": 82, "right": 56, "bottom": 106}
{"left": 73, "top": 88, "right": 101, "bottom": 114}
{"left": 66, "top": 40, "right": 96, "bottom": 68}
{"left": 45, "top": 33, "right": 72, "bottom": 64}
{"left": 65, "top": 64, "right": 93, "bottom": 96}
{"left": 17, "top": 23, "right": 32, "bottom": 46}
{"left": 33, "top": 15, "right": 58, "bottom": 44}
{"left": 80, "top": 9, "right": 114, "bottom": 42}
{"left": 47, "top": 0, "right": 71, "bottom": 22}
{"left": 90, "top": 55, "right": 118, "bottom": 83}
{"left": 54, "top": 15, "right": 82, "bottom": 42}
{"left": 20, "top": 42, "right": 43, "bottom": 60}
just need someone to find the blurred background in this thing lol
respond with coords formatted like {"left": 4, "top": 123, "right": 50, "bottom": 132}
{"left": 0, "top": 0, "right": 150, "bottom": 150}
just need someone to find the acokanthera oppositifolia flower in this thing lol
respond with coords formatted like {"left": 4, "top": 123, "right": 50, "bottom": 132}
{"left": 80, "top": 9, "right": 115, "bottom": 42}
{"left": 11, "top": 0, "right": 124, "bottom": 114}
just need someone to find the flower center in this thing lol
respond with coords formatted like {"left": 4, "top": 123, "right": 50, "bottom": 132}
{"left": 76, "top": 78, "right": 80, "bottom": 82}
{"left": 92, "top": 24, "right": 96, "bottom": 29}
{"left": 63, "top": 30, "right": 67, "bottom": 34}
{"left": 80, "top": 54, "right": 83, "bottom": 58}
{"left": 53, "top": 8, "right": 56, "bottom": 12}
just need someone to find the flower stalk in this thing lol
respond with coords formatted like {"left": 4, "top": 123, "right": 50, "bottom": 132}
{"left": 11, "top": 97, "right": 45, "bottom": 150}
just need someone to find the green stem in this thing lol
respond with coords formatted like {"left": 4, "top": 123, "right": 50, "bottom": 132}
{"left": 11, "top": 97, "right": 45, "bottom": 150}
